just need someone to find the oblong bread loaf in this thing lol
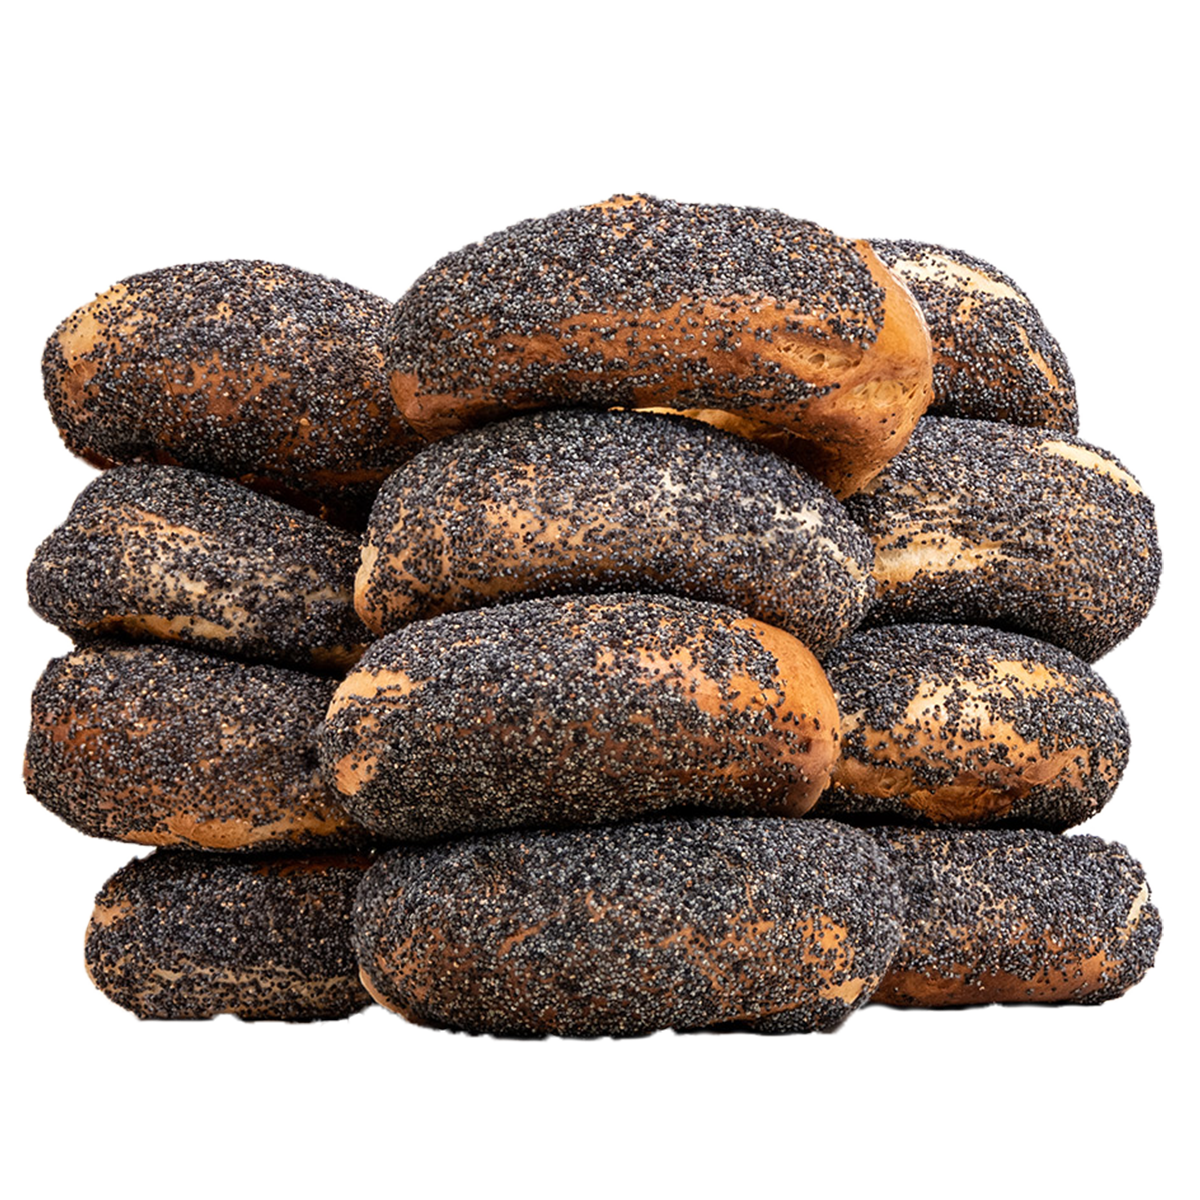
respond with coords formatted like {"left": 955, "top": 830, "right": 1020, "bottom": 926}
{"left": 322, "top": 593, "right": 839, "bottom": 840}
{"left": 86, "top": 850, "right": 376, "bottom": 1021}
{"left": 871, "top": 239, "right": 1077, "bottom": 430}
{"left": 844, "top": 417, "right": 1161, "bottom": 660}
{"left": 355, "top": 817, "right": 903, "bottom": 1036}
{"left": 25, "top": 641, "right": 377, "bottom": 851}
{"left": 868, "top": 827, "right": 1160, "bottom": 1006}
{"left": 28, "top": 464, "right": 369, "bottom": 671}
{"left": 357, "top": 408, "right": 872, "bottom": 656}
{"left": 42, "top": 259, "right": 424, "bottom": 526}
{"left": 823, "top": 624, "right": 1129, "bottom": 828}
{"left": 387, "top": 194, "right": 933, "bottom": 497}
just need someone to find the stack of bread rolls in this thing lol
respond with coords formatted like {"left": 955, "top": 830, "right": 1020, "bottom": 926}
{"left": 26, "top": 195, "right": 1163, "bottom": 1034}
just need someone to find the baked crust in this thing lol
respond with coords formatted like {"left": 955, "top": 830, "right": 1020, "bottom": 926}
{"left": 872, "top": 239, "right": 1077, "bottom": 430}
{"left": 823, "top": 624, "right": 1129, "bottom": 828}
{"left": 85, "top": 850, "right": 376, "bottom": 1020}
{"left": 387, "top": 195, "right": 933, "bottom": 497}
{"left": 321, "top": 592, "right": 840, "bottom": 840}
{"left": 25, "top": 641, "right": 377, "bottom": 851}
{"left": 27, "top": 464, "right": 369, "bottom": 671}
{"left": 845, "top": 418, "right": 1162, "bottom": 661}
{"left": 356, "top": 409, "right": 872, "bottom": 655}
{"left": 42, "top": 260, "right": 424, "bottom": 527}
{"left": 354, "top": 818, "right": 902, "bottom": 1036}
{"left": 868, "top": 827, "right": 1160, "bottom": 1007}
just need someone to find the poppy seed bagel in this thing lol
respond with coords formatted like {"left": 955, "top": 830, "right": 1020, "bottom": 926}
{"left": 86, "top": 849, "right": 376, "bottom": 1021}
{"left": 868, "top": 827, "right": 1160, "bottom": 1007}
{"left": 41, "top": 259, "right": 425, "bottom": 527}
{"left": 27, "top": 464, "right": 369, "bottom": 671}
{"left": 356, "top": 408, "right": 873, "bottom": 656}
{"left": 823, "top": 624, "right": 1129, "bottom": 829}
{"left": 321, "top": 592, "right": 840, "bottom": 840}
{"left": 25, "top": 641, "right": 377, "bottom": 851}
{"left": 844, "top": 417, "right": 1161, "bottom": 660}
{"left": 353, "top": 817, "right": 903, "bottom": 1037}
{"left": 386, "top": 194, "right": 934, "bottom": 497}
{"left": 871, "top": 239, "right": 1077, "bottom": 430}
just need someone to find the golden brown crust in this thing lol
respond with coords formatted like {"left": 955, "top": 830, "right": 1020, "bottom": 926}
{"left": 880, "top": 954, "right": 1119, "bottom": 1006}
{"left": 42, "top": 260, "right": 425, "bottom": 527}
{"left": 387, "top": 196, "right": 932, "bottom": 497}
{"left": 25, "top": 641, "right": 378, "bottom": 851}
{"left": 353, "top": 818, "right": 904, "bottom": 1036}
{"left": 867, "top": 828, "right": 1160, "bottom": 1007}
{"left": 770, "top": 243, "right": 932, "bottom": 495}
{"left": 320, "top": 593, "right": 840, "bottom": 841}
{"left": 355, "top": 409, "right": 873, "bottom": 654}
{"left": 730, "top": 616, "right": 841, "bottom": 810}
{"left": 654, "top": 252, "right": 931, "bottom": 494}
{"left": 822, "top": 624, "right": 1129, "bottom": 828}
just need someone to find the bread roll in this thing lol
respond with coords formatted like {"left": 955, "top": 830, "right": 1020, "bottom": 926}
{"left": 354, "top": 818, "right": 903, "bottom": 1036}
{"left": 25, "top": 641, "right": 376, "bottom": 851}
{"left": 42, "top": 259, "right": 424, "bottom": 526}
{"left": 357, "top": 408, "right": 873, "bottom": 656}
{"left": 871, "top": 240, "right": 1077, "bottom": 429}
{"left": 27, "top": 464, "right": 369, "bottom": 670}
{"left": 322, "top": 593, "right": 839, "bottom": 840}
{"left": 387, "top": 194, "right": 933, "bottom": 497}
{"left": 844, "top": 418, "right": 1161, "bottom": 660}
{"left": 868, "top": 827, "right": 1160, "bottom": 1006}
{"left": 823, "top": 624, "right": 1129, "bottom": 828}
{"left": 86, "top": 850, "right": 376, "bottom": 1020}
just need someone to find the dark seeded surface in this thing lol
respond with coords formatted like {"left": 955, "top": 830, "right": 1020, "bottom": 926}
{"left": 322, "top": 592, "right": 833, "bottom": 840}
{"left": 823, "top": 623, "right": 1129, "bottom": 828}
{"left": 26, "top": 463, "right": 369, "bottom": 670}
{"left": 354, "top": 817, "right": 904, "bottom": 1037}
{"left": 25, "top": 640, "right": 379, "bottom": 850}
{"left": 872, "top": 240, "right": 1077, "bottom": 430}
{"left": 388, "top": 193, "right": 886, "bottom": 410}
{"left": 86, "top": 849, "right": 376, "bottom": 1021}
{"left": 845, "top": 417, "right": 1162, "bottom": 660}
{"left": 361, "top": 408, "right": 873, "bottom": 654}
{"left": 868, "top": 827, "right": 1161, "bottom": 1005}
{"left": 42, "top": 259, "right": 424, "bottom": 526}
